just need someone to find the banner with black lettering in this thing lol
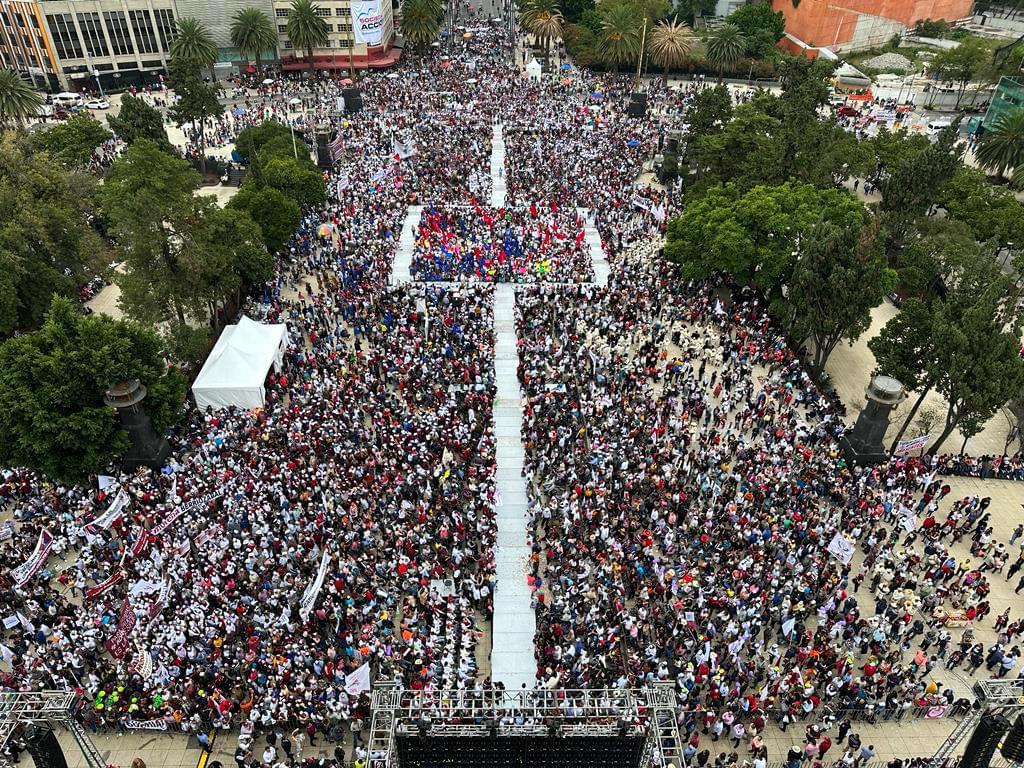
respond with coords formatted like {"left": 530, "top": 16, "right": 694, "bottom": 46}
{"left": 151, "top": 490, "right": 223, "bottom": 536}
{"left": 85, "top": 489, "right": 130, "bottom": 534}
{"left": 10, "top": 529, "right": 53, "bottom": 588}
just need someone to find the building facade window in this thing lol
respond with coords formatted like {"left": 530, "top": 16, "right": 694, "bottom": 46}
{"left": 129, "top": 10, "right": 158, "bottom": 54}
{"left": 103, "top": 11, "right": 133, "bottom": 56}
{"left": 275, "top": 8, "right": 289, "bottom": 16}
{"left": 282, "top": 40, "right": 291, "bottom": 48}
{"left": 46, "top": 13, "right": 83, "bottom": 59}
{"left": 315, "top": 7, "right": 331, "bottom": 15}
{"left": 278, "top": 23, "right": 287, "bottom": 32}
{"left": 76, "top": 12, "right": 109, "bottom": 57}
{"left": 152, "top": 8, "right": 175, "bottom": 52}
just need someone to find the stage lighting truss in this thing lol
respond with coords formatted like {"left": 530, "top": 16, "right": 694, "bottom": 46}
{"left": 0, "top": 691, "right": 106, "bottom": 768}
{"left": 367, "top": 681, "right": 683, "bottom": 768}
{"left": 929, "top": 678, "right": 1024, "bottom": 767}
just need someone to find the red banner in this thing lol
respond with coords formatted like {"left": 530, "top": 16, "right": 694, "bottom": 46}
{"left": 105, "top": 596, "right": 137, "bottom": 659}
{"left": 86, "top": 571, "right": 125, "bottom": 600}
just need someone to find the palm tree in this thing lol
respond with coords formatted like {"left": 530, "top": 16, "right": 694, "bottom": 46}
{"left": 521, "top": 0, "right": 563, "bottom": 56}
{"left": 287, "top": 0, "right": 330, "bottom": 80}
{"left": 230, "top": 8, "right": 278, "bottom": 75}
{"left": 977, "top": 109, "right": 1024, "bottom": 183}
{"left": 705, "top": 23, "right": 746, "bottom": 82}
{"left": 400, "top": 0, "right": 441, "bottom": 51}
{"left": 600, "top": 3, "right": 641, "bottom": 75}
{"left": 0, "top": 69, "right": 42, "bottom": 128}
{"left": 170, "top": 17, "right": 218, "bottom": 69}
{"left": 648, "top": 19, "right": 694, "bottom": 81}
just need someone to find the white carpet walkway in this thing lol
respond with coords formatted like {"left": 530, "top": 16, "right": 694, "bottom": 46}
{"left": 391, "top": 205, "right": 423, "bottom": 283}
{"left": 489, "top": 283, "right": 536, "bottom": 690}
{"left": 490, "top": 124, "right": 506, "bottom": 208}
{"left": 577, "top": 207, "right": 609, "bottom": 287}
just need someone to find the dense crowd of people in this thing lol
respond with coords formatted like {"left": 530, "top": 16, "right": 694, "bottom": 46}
{"left": 410, "top": 203, "right": 592, "bottom": 282}
{"left": 3, "top": 15, "right": 1024, "bottom": 768}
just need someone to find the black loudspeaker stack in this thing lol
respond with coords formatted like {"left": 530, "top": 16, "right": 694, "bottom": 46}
{"left": 627, "top": 92, "right": 647, "bottom": 118}
{"left": 315, "top": 132, "right": 332, "bottom": 169}
{"left": 342, "top": 87, "right": 362, "bottom": 113}
{"left": 1001, "top": 714, "right": 1024, "bottom": 762}
{"left": 24, "top": 728, "right": 69, "bottom": 768}
{"left": 961, "top": 712, "right": 1010, "bottom": 768}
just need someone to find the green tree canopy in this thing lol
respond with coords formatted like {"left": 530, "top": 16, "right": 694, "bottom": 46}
{"left": 261, "top": 156, "right": 326, "bottom": 208}
{"left": 400, "top": 0, "right": 442, "bottom": 49}
{"left": 936, "top": 166, "right": 1024, "bottom": 245}
{"left": 778, "top": 218, "right": 896, "bottom": 378}
{"left": 683, "top": 84, "right": 733, "bottom": 155}
{"left": 976, "top": 108, "right": 1024, "bottom": 182}
{"left": 235, "top": 120, "right": 294, "bottom": 163}
{"left": 31, "top": 113, "right": 111, "bottom": 168}
{"left": 693, "top": 103, "right": 785, "bottom": 189}
{"left": 726, "top": 2, "right": 784, "bottom": 58}
{"left": 705, "top": 23, "right": 746, "bottom": 79}
{"left": 102, "top": 140, "right": 272, "bottom": 358}
{"left": 664, "top": 181, "right": 864, "bottom": 293}
{"left": 107, "top": 94, "right": 175, "bottom": 152}
{"left": 0, "top": 296, "right": 185, "bottom": 481}
{"left": 227, "top": 184, "right": 301, "bottom": 252}
{"left": 0, "top": 137, "right": 107, "bottom": 336}
{"left": 598, "top": 1, "right": 641, "bottom": 73}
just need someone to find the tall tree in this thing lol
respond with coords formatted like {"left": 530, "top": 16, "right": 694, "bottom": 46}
{"left": 0, "top": 296, "right": 185, "bottom": 481}
{"left": 230, "top": 7, "right": 278, "bottom": 74}
{"left": 928, "top": 292, "right": 1024, "bottom": 453}
{"left": 930, "top": 36, "right": 992, "bottom": 108}
{"left": 705, "top": 23, "right": 746, "bottom": 81}
{"left": 683, "top": 84, "right": 732, "bottom": 157}
{"left": 0, "top": 136, "right": 107, "bottom": 335}
{"left": 936, "top": 166, "right": 1024, "bottom": 246}
{"left": 879, "top": 122, "right": 963, "bottom": 255}
{"left": 103, "top": 141, "right": 272, "bottom": 357}
{"left": 400, "top": 0, "right": 442, "bottom": 50}
{"left": 780, "top": 217, "right": 896, "bottom": 379}
{"left": 170, "top": 17, "right": 218, "bottom": 69}
{"left": 102, "top": 140, "right": 203, "bottom": 329}
{"left": 726, "top": 1, "right": 784, "bottom": 58}
{"left": 287, "top": 0, "right": 330, "bottom": 79}
{"left": 599, "top": 2, "right": 641, "bottom": 74}
{"left": 647, "top": 19, "right": 695, "bottom": 80}
{"left": 664, "top": 181, "right": 864, "bottom": 293}
{"left": 167, "top": 57, "right": 224, "bottom": 177}
{"left": 975, "top": 109, "right": 1024, "bottom": 183}
{"left": 227, "top": 184, "right": 301, "bottom": 252}
{"left": 106, "top": 94, "right": 174, "bottom": 152}
{"left": 31, "top": 114, "right": 110, "bottom": 168}
{"left": 693, "top": 103, "right": 785, "bottom": 189}
{"left": 522, "top": 0, "right": 564, "bottom": 53}
{"left": 0, "top": 68, "right": 42, "bottom": 127}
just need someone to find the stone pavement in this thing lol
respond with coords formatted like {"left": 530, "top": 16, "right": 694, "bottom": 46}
{"left": 490, "top": 124, "right": 506, "bottom": 209}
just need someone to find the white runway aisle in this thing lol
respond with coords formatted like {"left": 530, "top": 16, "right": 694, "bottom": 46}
{"left": 490, "top": 124, "right": 507, "bottom": 208}
{"left": 489, "top": 283, "right": 536, "bottom": 690}
{"left": 392, "top": 205, "right": 423, "bottom": 283}
{"left": 578, "top": 207, "right": 609, "bottom": 287}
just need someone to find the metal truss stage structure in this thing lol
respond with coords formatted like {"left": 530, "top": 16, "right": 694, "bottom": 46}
{"left": 0, "top": 691, "right": 106, "bottom": 768}
{"left": 366, "top": 681, "right": 683, "bottom": 768}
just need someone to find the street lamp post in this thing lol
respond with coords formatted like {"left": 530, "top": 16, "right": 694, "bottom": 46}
{"left": 92, "top": 68, "right": 105, "bottom": 98}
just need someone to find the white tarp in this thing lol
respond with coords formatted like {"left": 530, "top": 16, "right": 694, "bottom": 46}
{"left": 525, "top": 59, "right": 542, "bottom": 82}
{"left": 352, "top": 0, "right": 386, "bottom": 45}
{"left": 192, "top": 316, "right": 288, "bottom": 410}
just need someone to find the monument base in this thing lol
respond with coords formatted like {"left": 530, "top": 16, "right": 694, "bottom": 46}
{"left": 841, "top": 435, "right": 889, "bottom": 467}
{"left": 122, "top": 435, "right": 171, "bottom": 472}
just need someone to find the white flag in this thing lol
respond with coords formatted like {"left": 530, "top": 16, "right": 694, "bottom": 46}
{"left": 0, "top": 643, "right": 13, "bottom": 665}
{"left": 344, "top": 662, "right": 371, "bottom": 695}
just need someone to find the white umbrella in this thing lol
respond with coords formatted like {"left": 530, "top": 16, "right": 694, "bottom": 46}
{"left": 386, "top": 73, "right": 399, "bottom": 79}
{"left": 288, "top": 97, "right": 303, "bottom": 105}
{"left": 262, "top": 78, "right": 275, "bottom": 85}
{"left": 466, "top": 78, "right": 478, "bottom": 84}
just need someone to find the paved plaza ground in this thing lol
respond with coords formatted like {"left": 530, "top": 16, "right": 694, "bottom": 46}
{"left": 33, "top": 38, "right": 1024, "bottom": 768}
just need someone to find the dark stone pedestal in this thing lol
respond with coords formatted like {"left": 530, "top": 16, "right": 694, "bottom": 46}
{"left": 105, "top": 380, "right": 171, "bottom": 472}
{"left": 841, "top": 375, "right": 905, "bottom": 467}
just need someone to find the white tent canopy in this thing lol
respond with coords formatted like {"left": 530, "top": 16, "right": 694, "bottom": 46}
{"left": 192, "top": 316, "right": 288, "bottom": 410}
{"left": 525, "top": 58, "right": 542, "bottom": 82}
